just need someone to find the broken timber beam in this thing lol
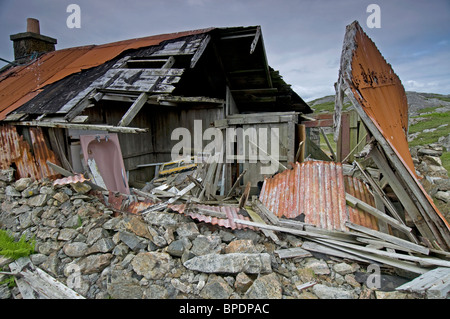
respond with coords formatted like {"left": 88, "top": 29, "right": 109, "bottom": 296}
{"left": 345, "top": 192, "right": 412, "bottom": 234}
{"left": 8, "top": 257, "right": 85, "bottom": 299}
{"left": 117, "top": 92, "right": 148, "bottom": 127}
{"left": 12, "top": 121, "right": 148, "bottom": 134}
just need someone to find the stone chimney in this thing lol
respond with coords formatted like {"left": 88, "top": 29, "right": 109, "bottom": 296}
{"left": 10, "top": 18, "right": 57, "bottom": 64}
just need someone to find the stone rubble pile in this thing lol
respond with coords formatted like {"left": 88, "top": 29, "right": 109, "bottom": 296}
{"left": 411, "top": 143, "right": 450, "bottom": 222}
{"left": 0, "top": 172, "right": 426, "bottom": 299}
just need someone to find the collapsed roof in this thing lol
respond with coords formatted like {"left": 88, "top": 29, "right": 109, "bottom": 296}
{"left": 335, "top": 21, "right": 450, "bottom": 251}
{"left": 0, "top": 26, "right": 311, "bottom": 124}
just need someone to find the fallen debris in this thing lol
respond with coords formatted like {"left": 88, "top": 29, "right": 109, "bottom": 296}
{"left": 7, "top": 257, "right": 85, "bottom": 299}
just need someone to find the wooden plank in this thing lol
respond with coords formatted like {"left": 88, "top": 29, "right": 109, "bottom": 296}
{"left": 250, "top": 26, "right": 261, "bottom": 54}
{"left": 396, "top": 267, "right": 450, "bottom": 299}
{"left": 313, "top": 238, "right": 428, "bottom": 274}
{"left": 344, "top": 86, "right": 450, "bottom": 250}
{"left": 319, "top": 238, "right": 450, "bottom": 268}
{"left": 369, "top": 146, "right": 438, "bottom": 244}
{"left": 117, "top": 92, "right": 148, "bottom": 127}
{"left": 252, "top": 199, "right": 280, "bottom": 225}
{"left": 345, "top": 193, "right": 412, "bottom": 234}
{"left": 246, "top": 206, "right": 280, "bottom": 243}
{"left": 274, "top": 247, "right": 312, "bottom": 259}
{"left": 190, "top": 35, "right": 210, "bottom": 68}
{"left": 87, "top": 158, "right": 107, "bottom": 189}
{"left": 9, "top": 257, "right": 85, "bottom": 299}
{"left": 301, "top": 240, "right": 373, "bottom": 264}
{"left": 226, "top": 169, "right": 247, "bottom": 197}
{"left": 320, "top": 127, "right": 336, "bottom": 160}
{"left": 13, "top": 121, "right": 148, "bottom": 134}
{"left": 345, "top": 221, "right": 430, "bottom": 255}
{"left": 348, "top": 111, "right": 359, "bottom": 162}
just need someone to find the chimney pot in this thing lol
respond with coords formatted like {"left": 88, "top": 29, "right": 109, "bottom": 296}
{"left": 26, "top": 18, "right": 40, "bottom": 34}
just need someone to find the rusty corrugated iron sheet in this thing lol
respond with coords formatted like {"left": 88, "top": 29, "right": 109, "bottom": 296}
{"left": 53, "top": 174, "right": 89, "bottom": 186}
{"left": 0, "top": 124, "right": 60, "bottom": 180}
{"left": 337, "top": 21, "right": 450, "bottom": 249}
{"left": 339, "top": 21, "right": 414, "bottom": 175}
{"left": 259, "top": 161, "right": 378, "bottom": 231}
{"left": 0, "top": 28, "right": 214, "bottom": 120}
{"left": 169, "top": 203, "right": 254, "bottom": 230}
{"left": 107, "top": 190, "right": 156, "bottom": 215}
{"left": 344, "top": 175, "right": 378, "bottom": 231}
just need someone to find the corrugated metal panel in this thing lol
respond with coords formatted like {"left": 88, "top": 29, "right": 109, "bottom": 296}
{"left": 0, "top": 124, "right": 60, "bottom": 180}
{"left": 53, "top": 174, "right": 89, "bottom": 186}
{"left": 337, "top": 21, "right": 450, "bottom": 248}
{"left": 344, "top": 175, "right": 379, "bottom": 231}
{"left": 259, "top": 161, "right": 378, "bottom": 231}
{"left": 0, "top": 28, "right": 214, "bottom": 120}
{"left": 169, "top": 203, "right": 254, "bottom": 230}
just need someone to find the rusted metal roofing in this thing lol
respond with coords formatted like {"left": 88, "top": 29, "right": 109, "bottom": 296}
{"left": 344, "top": 175, "right": 378, "bottom": 231}
{"left": 337, "top": 21, "right": 414, "bottom": 175}
{"left": 169, "top": 203, "right": 254, "bottom": 230}
{"left": 259, "top": 161, "right": 378, "bottom": 232}
{"left": 337, "top": 21, "right": 450, "bottom": 250}
{"left": 0, "top": 28, "right": 214, "bottom": 120}
{"left": 0, "top": 124, "right": 60, "bottom": 180}
{"left": 53, "top": 174, "right": 89, "bottom": 186}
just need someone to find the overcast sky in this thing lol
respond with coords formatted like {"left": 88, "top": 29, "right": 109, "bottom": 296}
{"left": 0, "top": 0, "right": 449, "bottom": 101}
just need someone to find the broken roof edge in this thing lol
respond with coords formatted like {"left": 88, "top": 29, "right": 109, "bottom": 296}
{"left": 336, "top": 20, "right": 450, "bottom": 249}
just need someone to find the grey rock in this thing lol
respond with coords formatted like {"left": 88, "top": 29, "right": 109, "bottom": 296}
{"left": 435, "top": 191, "right": 450, "bottom": 203}
{"left": 75, "top": 253, "right": 113, "bottom": 275}
{"left": 183, "top": 253, "right": 272, "bottom": 274}
{"left": 58, "top": 228, "right": 79, "bottom": 241}
{"left": 418, "top": 147, "right": 443, "bottom": 157}
{"left": 30, "top": 253, "right": 47, "bottom": 266}
{"left": 5, "top": 185, "right": 21, "bottom": 197}
{"left": 191, "top": 235, "right": 222, "bottom": 256}
{"left": 87, "top": 238, "right": 115, "bottom": 254}
{"left": 18, "top": 211, "right": 33, "bottom": 229}
{"left": 167, "top": 238, "right": 191, "bottom": 257}
{"left": 131, "top": 252, "right": 174, "bottom": 280}
{"left": 112, "top": 243, "right": 129, "bottom": 257}
{"left": 86, "top": 228, "right": 108, "bottom": 245}
{"left": 63, "top": 242, "right": 88, "bottom": 257}
{"left": 14, "top": 178, "right": 32, "bottom": 191}
{"left": 119, "top": 231, "right": 147, "bottom": 252}
{"left": 434, "top": 178, "right": 450, "bottom": 191}
{"left": 303, "top": 258, "right": 330, "bottom": 275}
{"left": 102, "top": 217, "right": 121, "bottom": 230}
{"left": 38, "top": 241, "right": 61, "bottom": 255}
{"left": 245, "top": 273, "right": 282, "bottom": 299}
{"left": 333, "top": 262, "right": 354, "bottom": 276}
{"left": 22, "top": 185, "right": 40, "bottom": 198}
{"left": 27, "top": 194, "right": 49, "bottom": 207}
{"left": 0, "top": 168, "right": 15, "bottom": 182}
{"left": 144, "top": 284, "right": 169, "bottom": 299}
{"left": 53, "top": 192, "right": 70, "bottom": 203}
{"left": 107, "top": 268, "right": 143, "bottom": 299}
{"left": 176, "top": 222, "right": 200, "bottom": 239}
{"left": 234, "top": 272, "right": 253, "bottom": 293}
{"left": 200, "top": 275, "right": 233, "bottom": 299}
{"left": 312, "top": 284, "right": 357, "bottom": 299}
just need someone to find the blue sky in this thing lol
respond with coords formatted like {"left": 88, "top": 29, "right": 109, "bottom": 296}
{"left": 0, "top": 0, "right": 449, "bottom": 101}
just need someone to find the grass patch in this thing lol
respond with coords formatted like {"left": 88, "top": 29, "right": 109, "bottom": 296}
{"left": 408, "top": 112, "right": 450, "bottom": 147}
{"left": 415, "top": 106, "right": 439, "bottom": 115}
{"left": 311, "top": 101, "right": 352, "bottom": 113}
{"left": 0, "top": 230, "right": 35, "bottom": 260}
